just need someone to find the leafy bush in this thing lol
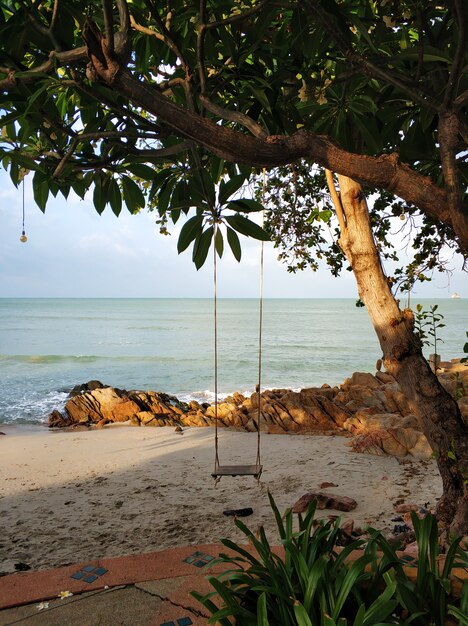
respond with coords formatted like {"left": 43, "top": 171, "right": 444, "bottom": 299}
{"left": 192, "top": 493, "right": 467, "bottom": 625}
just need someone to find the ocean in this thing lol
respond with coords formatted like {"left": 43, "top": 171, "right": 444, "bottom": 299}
{"left": 0, "top": 298, "right": 466, "bottom": 425}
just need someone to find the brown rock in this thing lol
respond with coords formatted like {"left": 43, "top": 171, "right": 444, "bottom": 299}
{"left": 340, "top": 519, "right": 354, "bottom": 536}
{"left": 394, "top": 503, "right": 420, "bottom": 513}
{"left": 95, "top": 418, "right": 109, "bottom": 429}
{"left": 48, "top": 410, "right": 71, "bottom": 428}
{"left": 381, "top": 434, "right": 408, "bottom": 458}
{"left": 342, "top": 372, "right": 382, "bottom": 390}
{"left": 320, "top": 482, "right": 338, "bottom": 489}
{"left": 64, "top": 387, "right": 141, "bottom": 424}
{"left": 137, "top": 411, "right": 157, "bottom": 424}
{"left": 293, "top": 491, "right": 357, "bottom": 513}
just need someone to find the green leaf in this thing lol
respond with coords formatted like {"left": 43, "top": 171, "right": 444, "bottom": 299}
{"left": 121, "top": 175, "right": 145, "bottom": 213}
{"left": 125, "top": 163, "right": 156, "bottom": 180}
{"left": 93, "top": 174, "right": 106, "bottom": 215}
{"left": 108, "top": 178, "right": 122, "bottom": 217}
{"left": 178, "top": 214, "right": 204, "bottom": 253}
{"left": 226, "top": 226, "right": 242, "bottom": 261}
{"left": 225, "top": 214, "right": 270, "bottom": 241}
{"left": 215, "top": 227, "right": 224, "bottom": 258}
{"left": 193, "top": 226, "right": 214, "bottom": 269}
{"left": 293, "top": 601, "right": 314, "bottom": 626}
{"left": 218, "top": 175, "right": 246, "bottom": 206}
{"left": 32, "top": 171, "right": 49, "bottom": 212}
{"left": 227, "top": 198, "right": 264, "bottom": 213}
{"left": 257, "top": 593, "right": 269, "bottom": 626}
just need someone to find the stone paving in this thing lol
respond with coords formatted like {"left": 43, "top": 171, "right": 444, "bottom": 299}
{"left": 0, "top": 544, "right": 228, "bottom": 626}
{"left": 1, "top": 542, "right": 466, "bottom": 625}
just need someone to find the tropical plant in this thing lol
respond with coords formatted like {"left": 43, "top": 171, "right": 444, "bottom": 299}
{"left": 415, "top": 304, "right": 445, "bottom": 361}
{"left": 192, "top": 494, "right": 467, "bottom": 626}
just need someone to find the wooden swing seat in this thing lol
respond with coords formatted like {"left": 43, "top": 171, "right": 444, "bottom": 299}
{"left": 211, "top": 464, "right": 263, "bottom": 479}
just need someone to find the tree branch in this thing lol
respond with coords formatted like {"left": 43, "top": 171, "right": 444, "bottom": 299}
{"left": 110, "top": 69, "right": 467, "bottom": 252}
{"left": 102, "top": 0, "right": 115, "bottom": 57}
{"left": 205, "top": 0, "right": 270, "bottom": 29}
{"left": 0, "top": 47, "right": 87, "bottom": 89}
{"left": 443, "top": 0, "right": 468, "bottom": 109}
{"left": 325, "top": 169, "right": 347, "bottom": 234}
{"left": 197, "top": 1, "right": 208, "bottom": 95}
{"left": 200, "top": 95, "right": 267, "bottom": 139}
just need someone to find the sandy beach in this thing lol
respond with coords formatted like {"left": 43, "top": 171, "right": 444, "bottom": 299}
{"left": 0, "top": 424, "right": 442, "bottom": 575}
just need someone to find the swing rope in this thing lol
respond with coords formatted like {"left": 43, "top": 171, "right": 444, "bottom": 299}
{"left": 255, "top": 169, "right": 266, "bottom": 469}
{"left": 213, "top": 218, "right": 220, "bottom": 471}
{"left": 212, "top": 170, "right": 265, "bottom": 480}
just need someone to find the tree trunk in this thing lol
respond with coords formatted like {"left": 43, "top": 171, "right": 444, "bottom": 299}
{"left": 327, "top": 173, "right": 468, "bottom": 536}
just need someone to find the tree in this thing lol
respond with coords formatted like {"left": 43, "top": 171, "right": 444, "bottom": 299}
{"left": 0, "top": 0, "right": 466, "bottom": 533}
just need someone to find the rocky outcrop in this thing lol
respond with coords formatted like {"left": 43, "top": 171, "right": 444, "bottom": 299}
{"left": 48, "top": 358, "right": 467, "bottom": 460}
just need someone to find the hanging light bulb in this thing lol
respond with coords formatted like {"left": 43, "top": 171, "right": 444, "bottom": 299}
{"left": 19, "top": 178, "right": 28, "bottom": 242}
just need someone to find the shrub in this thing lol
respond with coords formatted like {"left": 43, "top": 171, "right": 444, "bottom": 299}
{"left": 192, "top": 493, "right": 467, "bottom": 625}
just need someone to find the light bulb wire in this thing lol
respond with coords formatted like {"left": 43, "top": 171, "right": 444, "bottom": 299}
{"left": 22, "top": 180, "right": 25, "bottom": 234}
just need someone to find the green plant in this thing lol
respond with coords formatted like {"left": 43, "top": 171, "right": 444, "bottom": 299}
{"left": 415, "top": 304, "right": 445, "bottom": 360}
{"left": 370, "top": 512, "right": 467, "bottom": 626}
{"left": 192, "top": 494, "right": 467, "bottom": 625}
{"left": 461, "top": 332, "right": 468, "bottom": 364}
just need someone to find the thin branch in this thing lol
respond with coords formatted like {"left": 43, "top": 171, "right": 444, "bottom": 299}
{"left": 53, "top": 131, "right": 184, "bottom": 178}
{"left": 443, "top": 0, "right": 468, "bottom": 109}
{"left": 200, "top": 94, "right": 267, "bottom": 139}
{"left": 454, "top": 89, "right": 468, "bottom": 111}
{"left": 114, "top": 0, "right": 131, "bottom": 60}
{"left": 102, "top": 0, "right": 115, "bottom": 56}
{"left": 0, "top": 47, "right": 87, "bottom": 90}
{"left": 50, "top": 0, "right": 61, "bottom": 32}
{"left": 145, "top": 0, "right": 190, "bottom": 73}
{"left": 26, "top": 11, "right": 63, "bottom": 50}
{"left": 205, "top": 0, "right": 269, "bottom": 29}
{"left": 325, "top": 169, "right": 347, "bottom": 234}
{"left": 197, "top": 0, "right": 208, "bottom": 95}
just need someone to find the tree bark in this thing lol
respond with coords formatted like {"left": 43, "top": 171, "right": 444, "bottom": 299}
{"left": 327, "top": 173, "right": 468, "bottom": 536}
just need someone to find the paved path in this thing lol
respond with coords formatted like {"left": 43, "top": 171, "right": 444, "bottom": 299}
{"left": 0, "top": 544, "right": 229, "bottom": 625}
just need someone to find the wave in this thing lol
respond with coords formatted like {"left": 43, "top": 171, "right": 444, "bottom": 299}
{"left": 0, "top": 354, "right": 208, "bottom": 365}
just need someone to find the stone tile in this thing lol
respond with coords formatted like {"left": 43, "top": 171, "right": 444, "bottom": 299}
{"left": 0, "top": 586, "right": 162, "bottom": 626}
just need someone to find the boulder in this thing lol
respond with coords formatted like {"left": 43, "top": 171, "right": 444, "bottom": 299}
{"left": 65, "top": 387, "right": 141, "bottom": 424}
{"left": 68, "top": 380, "right": 106, "bottom": 398}
{"left": 293, "top": 492, "right": 357, "bottom": 513}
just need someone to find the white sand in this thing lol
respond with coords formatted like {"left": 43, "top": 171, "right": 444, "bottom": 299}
{"left": 0, "top": 424, "right": 442, "bottom": 574}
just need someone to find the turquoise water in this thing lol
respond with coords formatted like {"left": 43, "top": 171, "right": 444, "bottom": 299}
{"left": 0, "top": 298, "right": 466, "bottom": 424}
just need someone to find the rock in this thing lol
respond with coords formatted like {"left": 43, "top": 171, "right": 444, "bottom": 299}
{"left": 292, "top": 491, "right": 357, "bottom": 513}
{"left": 48, "top": 409, "right": 71, "bottom": 428}
{"left": 137, "top": 411, "right": 157, "bottom": 424}
{"left": 320, "top": 482, "right": 338, "bottom": 489}
{"left": 68, "top": 380, "right": 106, "bottom": 398}
{"left": 95, "top": 418, "right": 109, "bottom": 429}
{"left": 342, "top": 372, "right": 382, "bottom": 390}
{"left": 340, "top": 519, "right": 355, "bottom": 536}
{"left": 65, "top": 387, "right": 141, "bottom": 424}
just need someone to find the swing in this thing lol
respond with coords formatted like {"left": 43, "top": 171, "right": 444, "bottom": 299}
{"left": 211, "top": 179, "right": 265, "bottom": 481}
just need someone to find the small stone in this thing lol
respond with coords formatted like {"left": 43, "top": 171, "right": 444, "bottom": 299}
{"left": 14, "top": 563, "right": 31, "bottom": 571}
{"left": 394, "top": 503, "right": 419, "bottom": 513}
{"left": 293, "top": 492, "right": 357, "bottom": 513}
{"left": 320, "top": 482, "right": 338, "bottom": 489}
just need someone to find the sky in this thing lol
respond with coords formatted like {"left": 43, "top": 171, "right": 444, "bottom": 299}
{"left": 0, "top": 172, "right": 465, "bottom": 299}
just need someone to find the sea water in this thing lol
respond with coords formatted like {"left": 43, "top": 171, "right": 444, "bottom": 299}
{"left": 0, "top": 298, "right": 466, "bottom": 424}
